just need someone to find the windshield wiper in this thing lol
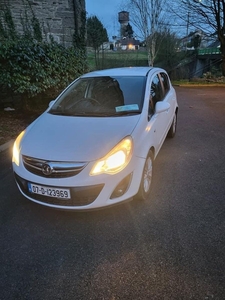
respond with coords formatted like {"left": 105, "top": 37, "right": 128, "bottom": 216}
{"left": 72, "top": 111, "right": 141, "bottom": 117}
{"left": 48, "top": 110, "right": 73, "bottom": 116}
{"left": 49, "top": 110, "right": 141, "bottom": 117}
{"left": 72, "top": 112, "right": 113, "bottom": 117}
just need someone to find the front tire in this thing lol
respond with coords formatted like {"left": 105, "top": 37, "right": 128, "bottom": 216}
{"left": 167, "top": 112, "right": 177, "bottom": 138}
{"left": 135, "top": 151, "right": 153, "bottom": 201}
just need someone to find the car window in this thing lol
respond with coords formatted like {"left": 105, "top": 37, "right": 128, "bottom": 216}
{"left": 160, "top": 72, "right": 170, "bottom": 95}
{"left": 58, "top": 80, "right": 88, "bottom": 108}
{"left": 150, "top": 74, "right": 164, "bottom": 110}
{"left": 49, "top": 76, "right": 146, "bottom": 117}
{"left": 88, "top": 77, "right": 125, "bottom": 109}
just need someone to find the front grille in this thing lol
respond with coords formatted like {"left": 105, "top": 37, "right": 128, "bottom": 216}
{"left": 22, "top": 155, "right": 87, "bottom": 178}
{"left": 15, "top": 173, "right": 104, "bottom": 207}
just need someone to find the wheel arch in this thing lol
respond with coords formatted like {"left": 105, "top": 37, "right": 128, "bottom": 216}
{"left": 149, "top": 146, "right": 155, "bottom": 160}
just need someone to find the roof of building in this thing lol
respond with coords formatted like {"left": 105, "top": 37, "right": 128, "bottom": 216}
{"left": 120, "top": 38, "right": 140, "bottom": 46}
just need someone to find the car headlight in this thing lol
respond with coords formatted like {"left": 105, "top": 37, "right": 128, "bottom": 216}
{"left": 90, "top": 136, "right": 133, "bottom": 175}
{"left": 12, "top": 130, "right": 25, "bottom": 166}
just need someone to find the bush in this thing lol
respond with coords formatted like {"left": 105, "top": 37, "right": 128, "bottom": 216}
{"left": 0, "top": 4, "right": 87, "bottom": 109}
{"left": 0, "top": 39, "right": 86, "bottom": 99}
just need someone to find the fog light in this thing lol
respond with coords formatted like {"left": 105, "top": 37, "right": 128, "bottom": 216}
{"left": 110, "top": 173, "right": 132, "bottom": 199}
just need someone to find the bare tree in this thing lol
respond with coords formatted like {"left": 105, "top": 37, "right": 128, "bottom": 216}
{"left": 176, "top": 0, "right": 225, "bottom": 76}
{"left": 127, "top": 0, "right": 168, "bottom": 66}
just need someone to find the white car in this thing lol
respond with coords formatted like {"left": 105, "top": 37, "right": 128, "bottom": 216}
{"left": 12, "top": 67, "right": 178, "bottom": 210}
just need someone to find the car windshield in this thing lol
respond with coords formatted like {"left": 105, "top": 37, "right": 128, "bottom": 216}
{"left": 49, "top": 76, "right": 146, "bottom": 117}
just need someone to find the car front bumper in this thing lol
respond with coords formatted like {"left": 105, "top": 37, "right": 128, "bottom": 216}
{"left": 13, "top": 155, "right": 145, "bottom": 210}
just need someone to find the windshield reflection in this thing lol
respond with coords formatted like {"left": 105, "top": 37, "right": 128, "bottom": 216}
{"left": 49, "top": 76, "right": 146, "bottom": 117}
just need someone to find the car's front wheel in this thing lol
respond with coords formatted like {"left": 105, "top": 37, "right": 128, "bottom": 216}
{"left": 135, "top": 151, "right": 153, "bottom": 201}
{"left": 167, "top": 112, "right": 177, "bottom": 138}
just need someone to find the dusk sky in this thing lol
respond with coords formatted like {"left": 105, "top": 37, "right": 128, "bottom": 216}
{"left": 85, "top": 1, "right": 184, "bottom": 40}
{"left": 85, "top": 0, "right": 127, "bottom": 39}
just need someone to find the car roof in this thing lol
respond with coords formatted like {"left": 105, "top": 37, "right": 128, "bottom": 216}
{"left": 81, "top": 67, "right": 157, "bottom": 78}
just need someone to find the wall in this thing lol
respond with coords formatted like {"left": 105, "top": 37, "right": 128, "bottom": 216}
{"left": 0, "top": 0, "right": 85, "bottom": 47}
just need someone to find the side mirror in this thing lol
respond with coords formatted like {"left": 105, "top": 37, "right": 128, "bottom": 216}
{"left": 49, "top": 100, "right": 55, "bottom": 107}
{"left": 155, "top": 102, "right": 170, "bottom": 114}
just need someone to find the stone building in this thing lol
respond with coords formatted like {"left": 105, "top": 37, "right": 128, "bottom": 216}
{"left": 0, "top": 0, "right": 86, "bottom": 47}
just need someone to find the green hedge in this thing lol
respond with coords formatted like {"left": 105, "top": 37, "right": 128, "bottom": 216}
{"left": 0, "top": 39, "right": 87, "bottom": 99}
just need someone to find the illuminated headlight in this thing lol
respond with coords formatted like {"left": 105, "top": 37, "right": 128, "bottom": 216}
{"left": 12, "top": 131, "right": 25, "bottom": 166}
{"left": 90, "top": 136, "right": 133, "bottom": 175}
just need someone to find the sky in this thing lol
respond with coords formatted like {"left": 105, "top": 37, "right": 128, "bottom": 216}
{"left": 85, "top": 0, "right": 126, "bottom": 40}
{"left": 85, "top": 0, "right": 188, "bottom": 40}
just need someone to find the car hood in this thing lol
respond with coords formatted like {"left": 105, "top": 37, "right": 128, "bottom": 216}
{"left": 21, "top": 112, "right": 141, "bottom": 161}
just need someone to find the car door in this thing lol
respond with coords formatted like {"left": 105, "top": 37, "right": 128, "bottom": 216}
{"left": 148, "top": 72, "right": 170, "bottom": 151}
{"left": 159, "top": 72, "right": 176, "bottom": 129}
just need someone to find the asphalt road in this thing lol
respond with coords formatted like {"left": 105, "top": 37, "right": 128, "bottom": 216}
{"left": 1, "top": 86, "right": 225, "bottom": 300}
